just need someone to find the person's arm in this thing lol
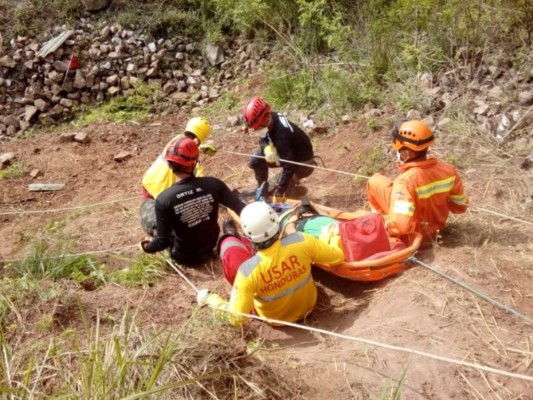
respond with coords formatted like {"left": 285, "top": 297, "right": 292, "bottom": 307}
{"left": 143, "top": 199, "right": 174, "bottom": 253}
{"left": 203, "top": 256, "right": 259, "bottom": 327}
{"left": 219, "top": 180, "right": 246, "bottom": 215}
{"left": 304, "top": 233, "right": 345, "bottom": 266}
{"left": 386, "top": 179, "right": 417, "bottom": 236}
{"left": 448, "top": 172, "right": 469, "bottom": 214}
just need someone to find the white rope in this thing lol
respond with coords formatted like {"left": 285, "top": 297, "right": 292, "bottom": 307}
{"left": 217, "top": 149, "right": 370, "bottom": 179}
{"left": 165, "top": 258, "right": 533, "bottom": 382}
{"left": 219, "top": 148, "right": 533, "bottom": 226}
{"left": 214, "top": 308, "right": 533, "bottom": 382}
{"left": 0, "top": 196, "right": 140, "bottom": 216}
{"left": 410, "top": 257, "right": 533, "bottom": 325}
{"left": 0, "top": 244, "right": 138, "bottom": 264}
{"left": 469, "top": 205, "right": 533, "bottom": 227}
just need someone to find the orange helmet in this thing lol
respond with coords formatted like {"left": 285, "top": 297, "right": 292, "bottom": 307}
{"left": 243, "top": 97, "right": 271, "bottom": 129}
{"left": 391, "top": 119, "right": 434, "bottom": 151}
{"left": 164, "top": 137, "right": 199, "bottom": 174}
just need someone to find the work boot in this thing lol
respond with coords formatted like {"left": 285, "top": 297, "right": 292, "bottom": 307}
{"left": 222, "top": 217, "right": 239, "bottom": 237}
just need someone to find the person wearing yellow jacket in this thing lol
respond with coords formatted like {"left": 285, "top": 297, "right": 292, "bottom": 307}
{"left": 196, "top": 201, "right": 344, "bottom": 327}
{"left": 365, "top": 119, "right": 469, "bottom": 241}
{"left": 140, "top": 117, "right": 215, "bottom": 236}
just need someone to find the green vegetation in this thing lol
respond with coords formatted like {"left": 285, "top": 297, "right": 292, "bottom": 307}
{"left": 112, "top": 254, "right": 167, "bottom": 288}
{"left": 354, "top": 146, "right": 389, "bottom": 183}
{"left": 0, "top": 307, "right": 295, "bottom": 399}
{"left": 0, "top": 162, "right": 27, "bottom": 180}
{"left": 76, "top": 82, "right": 158, "bottom": 125}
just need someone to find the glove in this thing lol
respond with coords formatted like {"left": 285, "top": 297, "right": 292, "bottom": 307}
{"left": 199, "top": 143, "right": 217, "bottom": 157}
{"left": 196, "top": 288, "right": 210, "bottom": 306}
{"left": 139, "top": 240, "right": 150, "bottom": 252}
{"left": 272, "top": 192, "right": 286, "bottom": 203}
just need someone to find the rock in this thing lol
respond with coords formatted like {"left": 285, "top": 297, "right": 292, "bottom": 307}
{"left": 226, "top": 115, "right": 240, "bottom": 126}
{"left": 4, "top": 115, "right": 20, "bottom": 128}
{"left": 406, "top": 109, "right": 421, "bottom": 119}
{"left": 74, "top": 131, "right": 90, "bottom": 143}
{"left": 488, "top": 86, "right": 508, "bottom": 102}
{"left": 0, "top": 55, "right": 16, "bottom": 68}
{"left": 496, "top": 113, "right": 512, "bottom": 141}
{"left": 518, "top": 91, "right": 533, "bottom": 106}
{"left": 73, "top": 70, "right": 86, "bottom": 89}
{"left": 58, "top": 132, "right": 76, "bottom": 142}
{"left": 30, "top": 169, "right": 41, "bottom": 178}
{"left": 114, "top": 151, "right": 132, "bottom": 162}
{"left": 24, "top": 105, "right": 38, "bottom": 121}
{"left": 81, "top": 0, "right": 111, "bottom": 11}
{"left": 0, "top": 152, "right": 16, "bottom": 169}
{"left": 205, "top": 44, "right": 224, "bottom": 66}
{"left": 341, "top": 115, "right": 351, "bottom": 124}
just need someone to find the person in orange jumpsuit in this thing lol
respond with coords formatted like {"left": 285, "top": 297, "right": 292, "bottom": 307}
{"left": 365, "top": 119, "right": 469, "bottom": 241}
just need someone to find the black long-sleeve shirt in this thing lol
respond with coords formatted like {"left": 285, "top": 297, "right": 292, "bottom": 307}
{"left": 262, "top": 112, "right": 314, "bottom": 194}
{"left": 144, "top": 176, "right": 245, "bottom": 257}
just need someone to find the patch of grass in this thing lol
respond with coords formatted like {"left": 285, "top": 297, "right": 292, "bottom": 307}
{"left": 75, "top": 82, "right": 158, "bottom": 125}
{"left": 0, "top": 306, "right": 297, "bottom": 399}
{"left": 111, "top": 254, "right": 166, "bottom": 288}
{"left": 378, "top": 364, "right": 408, "bottom": 399}
{"left": 367, "top": 118, "right": 381, "bottom": 132}
{"left": 204, "top": 92, "right": 241, "bottom": 116}
{"left": 354, "top": 146, "right": 388, "bottom": 183}
{"left": 12, "top": 240, "right": 105, "bottom": 282}
{"left": 0, "top": 161, "right": 27, "bottom": 180}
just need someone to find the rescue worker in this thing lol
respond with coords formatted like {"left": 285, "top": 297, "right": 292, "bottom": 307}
{"left": 196, "top": 201, "right": 344, "bottom": 327}
{"left": 140, "top": 117, "right": 216, "bottom": 236}
{"left": 243, "top": 97, "right": 315, "bottom": 201}
{"left": 139, "top": 137, "right": 245, "bottom": 265}
{"left": 365, "top": 119, "right": 469, "bottom": 241}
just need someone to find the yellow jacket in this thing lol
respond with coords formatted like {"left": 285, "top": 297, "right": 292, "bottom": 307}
{"left": 141, "top": 135, "right": 205, "bottom": 199}
{"left": 207, "top": 232, "right": 344, "bottom": 326}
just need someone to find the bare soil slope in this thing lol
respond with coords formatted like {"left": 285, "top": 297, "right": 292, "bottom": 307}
{"left": 1, "top": 114, "right": 532, "bottom": 399}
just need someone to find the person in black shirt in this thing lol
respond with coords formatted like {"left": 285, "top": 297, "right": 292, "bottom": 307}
{"left": 243, "top": 97, "right": 315, "bottom": 201}
{"left": 139, "top": 137, "right": 245, "bottom": 264}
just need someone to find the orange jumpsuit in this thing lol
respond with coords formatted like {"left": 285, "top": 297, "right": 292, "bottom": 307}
{"left": 365, "top": 158, "right": 468, "bottom": 239}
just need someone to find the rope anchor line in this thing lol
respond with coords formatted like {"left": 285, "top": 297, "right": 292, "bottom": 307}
{"left": 165, "top": 258, "right": 533, "bottom": 383}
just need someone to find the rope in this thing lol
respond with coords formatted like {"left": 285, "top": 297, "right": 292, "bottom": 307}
{"left": 469, "top": 205, "right": 533, "bottom": 227}
{"left": 165, "top": 257, "right": 200, "bottom": 293}
{"left": 217, "top": 149, "right": 370, "bottom": 179}
{"left": 219, "top": 149, "right": 533, "bottom": 226}
{"left": 0, "top": 196, "right": 140, "bottom": 216}
{"left": 0, "top": 245, "right": 138, "bottom": 264}
{"left": 410, "top": 256, "right": 533, "bottom": 325}
{"left": 164, "top": 258, "right": 533, "bottom": 382}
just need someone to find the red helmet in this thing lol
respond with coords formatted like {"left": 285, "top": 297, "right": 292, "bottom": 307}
{"left": 243, "top": 97, "right": 271, "bottom": 129}
{"left": 164, "top": 136, "right": 199, "bottom": 173}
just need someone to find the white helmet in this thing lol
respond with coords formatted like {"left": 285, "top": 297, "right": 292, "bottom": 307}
{"left": 240, "top": 201, "right": 279, "bottom": 243}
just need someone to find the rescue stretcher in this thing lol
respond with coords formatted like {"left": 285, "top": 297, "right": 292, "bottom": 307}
{"left": 228, "top": 198, "right": 422, "bottom": 282}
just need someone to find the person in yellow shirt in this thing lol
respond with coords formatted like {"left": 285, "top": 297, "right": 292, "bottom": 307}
{"left": 196, "top": 201, "right": 344, "bottom": 327}
{"left": 140, "top": 117, "right": 215, "bottom": 236}
{"left": 365, "top": 119, "right": 469, "bottom": 241}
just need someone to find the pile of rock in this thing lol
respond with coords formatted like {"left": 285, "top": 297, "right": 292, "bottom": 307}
{"left": 0, "top": 19, "right": 266, "bottom": 141}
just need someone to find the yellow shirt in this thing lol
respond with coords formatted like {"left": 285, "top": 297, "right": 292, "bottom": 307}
{"left": 208, "top": 232, "right": 344, "bottom": 326}
{"left": 141, "top": 135, "right": 205, "bottom": 199}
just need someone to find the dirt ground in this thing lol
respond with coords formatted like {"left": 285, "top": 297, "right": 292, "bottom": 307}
{"left": 1, "top": 112, "right": 532, "bottom": 399}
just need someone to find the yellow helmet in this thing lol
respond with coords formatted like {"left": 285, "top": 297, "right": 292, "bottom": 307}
{"left": 185, "top": 117, "right": 211, "bottom": 144}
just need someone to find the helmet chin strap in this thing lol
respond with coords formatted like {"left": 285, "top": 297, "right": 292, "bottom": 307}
{"left": 396, "top": 150, "right": 407, "bottom": 164}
